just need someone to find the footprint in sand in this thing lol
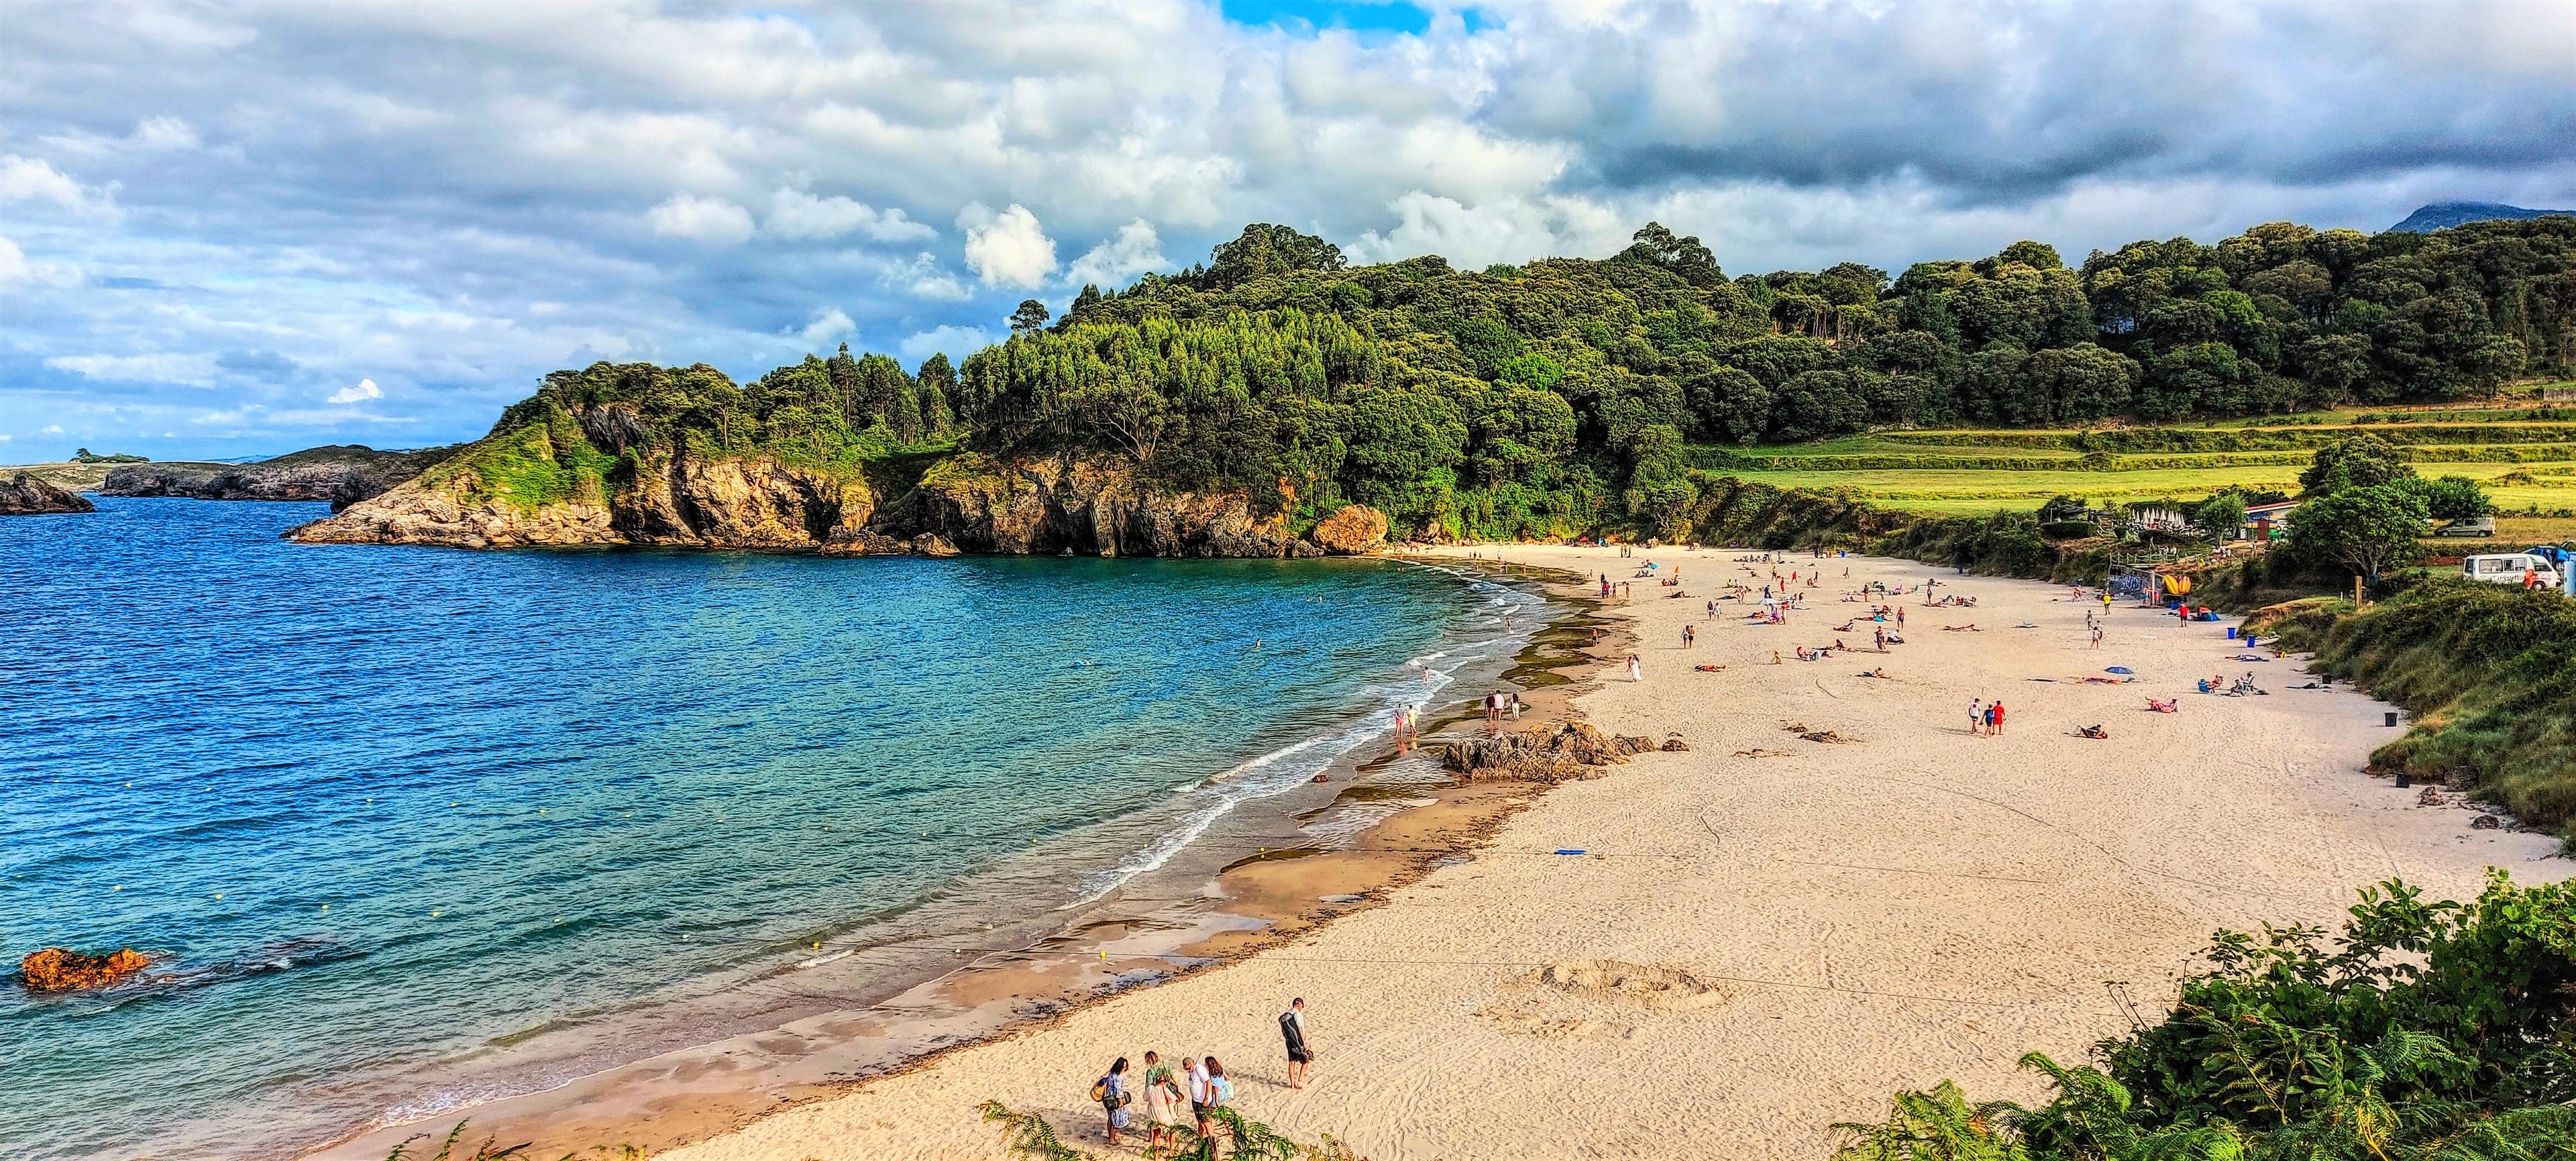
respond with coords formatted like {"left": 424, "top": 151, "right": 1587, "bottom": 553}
{"left": 1529, "top": 959, "right": 1737, "bottom": 1011}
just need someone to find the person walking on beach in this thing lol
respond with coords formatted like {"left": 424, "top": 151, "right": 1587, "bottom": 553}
{"left": 1627, "top": 653, "right": 1643, "bottom": 682}
{"left": 1281, "top": 997, "right": 1315, "bottom": 1088}
{"left": 1093, "top": 1057, "right": 1131, "bottom": 1147}
{"left": 1682, "top": 624, "right": 1695, "bottom": 649}
{"left": 1509, "top": 690, "right": 1523, "bottom": 721}
{"left": 1990, "top": 700, "right": 2006, "bottom": 736}
{"left": 1140, "top": 1051, "right": 1183, "bottom": 1152}
{"left": 1969, "top": 699, "right": 1984, "bottom": 736}
{"left": 2090, "top": 623, "right": 2104, "bottom": 649}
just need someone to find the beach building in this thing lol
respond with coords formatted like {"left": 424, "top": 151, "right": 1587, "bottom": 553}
{"left": 2241, "top": 500, "right": 2300, "bottom": 539}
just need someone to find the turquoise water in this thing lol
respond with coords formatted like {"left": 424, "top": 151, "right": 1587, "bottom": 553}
{"left": 0, "top": 499, "right": 1531, "bottom": 1160}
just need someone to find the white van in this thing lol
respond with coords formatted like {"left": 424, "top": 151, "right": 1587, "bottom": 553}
{"left": 2462, "top": 552, "right": 2563, "bottom": 588}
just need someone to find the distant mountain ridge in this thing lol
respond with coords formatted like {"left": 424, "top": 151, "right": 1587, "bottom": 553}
{"left": 2392, "top": 201, "right": 2575, "bottom": 232}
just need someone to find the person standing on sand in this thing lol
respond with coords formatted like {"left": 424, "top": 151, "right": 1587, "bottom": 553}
{"left": 1990, "top": 700, "right": 2006, "bottom": 736}
{"left": 1281, "top": 997, "right": 1315, "bottom": 1087}
{"left": 2090, "top": 624, "right": 2104, "bottom": 649}
{"left": 1185, "top": 1056, "right": 1214, "bottom": 1142}
{"left": 1970, "top": 699, "right": 1985, "bottom": 736}
{"left": 1682, "top": 624, "right": 1695, "bottom": 649}
{"left": 1095, "top": 1057, "right": 1130, "bottom": 1146}
{"left": 1140, "top": 1051, "right": 1183, "bottom": 1151}
{"left": 1510, "top": 691, "right": 1523, "bottom": 721}
{"left": 1628, "top": 653, "right": 1644, "bottom": 682}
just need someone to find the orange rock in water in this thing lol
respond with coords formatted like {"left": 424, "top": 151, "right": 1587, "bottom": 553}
{"left": 19, "top": 947, "right": 149, "bottom": 992}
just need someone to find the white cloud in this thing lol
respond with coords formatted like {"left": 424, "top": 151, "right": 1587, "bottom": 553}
{"left": 900, "top": 325, "right": 998, "bottom": 364}
{"left": 0, "top": 236, "right": 27, "bottom": 286}
{"left": 764, "top": 189, "right": 934, "bottom": 242}
{"left": 647, "top": 194, "right": 755, "bottom": 243}
{"left": 0, "top": 155, "right": 113, "bottom": 214}
{"left": 959, "top": 203, "right": 1057, "bottom": 289}
{"left": 327, "top": 378, "right": 383, "bottom": 404}
{"left": 798, "top": 307, "right": 855, "bottom": 345}
{"left": 132, "top": 116, "right": 202, "bottom": 151}
{"left": 45, "top": 352, "right": 218, "bottom": 386}
{"left": 1065, "top": 219, "right": 1171, "bottom": 289}
{"left": 42, "top": 424, "right": 64, "bottom": 434}
{"left": 892, "top": 252, "right": 973, "bottom": 300}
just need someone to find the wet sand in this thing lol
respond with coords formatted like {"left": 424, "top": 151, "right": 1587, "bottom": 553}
{"left": 651, "top": 546, "right": 2562, "bottom": 1161}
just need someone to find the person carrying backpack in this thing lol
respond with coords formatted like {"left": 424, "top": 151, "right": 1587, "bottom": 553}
{"left": 1090, "top": 1057, "right": 1130, "bottom": 1146}
{"left": 1280, "top": 997, "right": 1315, "bottom": 1088}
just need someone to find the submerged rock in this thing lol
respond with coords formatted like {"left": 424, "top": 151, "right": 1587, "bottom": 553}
{"left": 20, "top": 947, "right": 148, "bottom": 992}
{"left": 0, "top": 472, "right": 95, "bottom": 515}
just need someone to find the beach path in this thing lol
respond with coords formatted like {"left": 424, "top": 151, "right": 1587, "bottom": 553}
{"left": 663, "top": 547, "right": 2560, "bottom": 1161}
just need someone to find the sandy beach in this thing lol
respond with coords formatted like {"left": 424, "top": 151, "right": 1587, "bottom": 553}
{"left": 648, "top": 545, "right": 2561, "bottom": 1161}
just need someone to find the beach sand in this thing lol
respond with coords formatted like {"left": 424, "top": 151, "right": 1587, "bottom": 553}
{"left": 634, "top": 547, "right": 2555, "bottom": 1160}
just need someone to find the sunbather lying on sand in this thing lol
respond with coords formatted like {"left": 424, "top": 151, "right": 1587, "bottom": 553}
{"left": 1693, "top": 664, "right": 1726, "bottom": 673}
{"left": 2147, "top": 698, "right": 2177, "bottom": 713}
{"left": 2073, "top": 724, "right": 2110, "bottom": 739}
{"left": 1941, "top": 624, "right": 1979, "bottom": 632}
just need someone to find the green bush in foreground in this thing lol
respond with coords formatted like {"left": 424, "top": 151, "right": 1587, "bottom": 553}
{"left": 1838, "top": 873, "right": 2576, "bottom": 1161}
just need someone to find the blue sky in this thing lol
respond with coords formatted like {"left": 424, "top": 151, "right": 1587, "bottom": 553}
{"left": 4, "top": 0, "right": 2574, "bottom": 462}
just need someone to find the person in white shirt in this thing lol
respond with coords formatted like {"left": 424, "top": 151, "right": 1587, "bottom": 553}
{"left": 1184, "top": 1056, "right": 1214, "bottom": 1140}
{"left": 1280, "top": 997, "right": 1314, "bottom": 1088}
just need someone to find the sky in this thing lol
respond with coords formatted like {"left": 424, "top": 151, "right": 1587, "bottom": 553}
{"left": 5, "top": 0, "right": 2575, "bottom": 462}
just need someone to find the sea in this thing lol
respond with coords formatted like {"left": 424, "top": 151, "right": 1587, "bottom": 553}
{"left": 0, "top": 498, "right": 1545, "bottom": 1160}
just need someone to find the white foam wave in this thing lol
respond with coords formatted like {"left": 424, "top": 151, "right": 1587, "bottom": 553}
{"left": 1062, "top": 565, "right": 1549, "bottom": 907}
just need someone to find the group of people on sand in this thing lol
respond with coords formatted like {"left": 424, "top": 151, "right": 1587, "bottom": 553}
{"left": 1968, "top": 698, "right": 2008, "bottom": 736}
{"left": 1095, "top": 999, "right": 1317, "bottom": 1150}
{"left": 1483, "top": 688, "right": 1525, "bottom": 728}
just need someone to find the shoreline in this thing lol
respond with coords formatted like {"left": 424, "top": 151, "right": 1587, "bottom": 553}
{"left": 651, "top": 545, "right": 2564, "bottom": 1161}
{"left": 287, "top": 559, "right": 1618, "bottom": 1161}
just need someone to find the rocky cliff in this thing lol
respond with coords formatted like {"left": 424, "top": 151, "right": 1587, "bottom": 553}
{"left": 287, "top": 398, "right": 1386, "bottom": 559}
{"left": 0, "top": 472, "right": 96, "bottom": 515}
{"left": 851, "top": 452, "right": 1344, "bottom": 559}
{"left": 101, "top": 445, "right": 457, "bottom": 510}
{"left": 289, "top": 421, "right": 873, "bottom": 551}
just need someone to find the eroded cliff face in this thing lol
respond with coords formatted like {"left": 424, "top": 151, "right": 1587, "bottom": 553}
{"left": 288, "top": 419, "right": 873, "bottom": 551}
{"left": 858, "top": 452, "right": 1322, "bottom": 559}
{"left": 290, "top": 409, "right": 1381, "bottom": 559}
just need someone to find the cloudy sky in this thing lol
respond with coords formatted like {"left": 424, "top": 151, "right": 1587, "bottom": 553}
{"left": 5, "top": 0, "right": 2575, "bottom": 461}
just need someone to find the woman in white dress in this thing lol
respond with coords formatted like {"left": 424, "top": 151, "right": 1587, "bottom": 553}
{"left": 1139, "top": 1050, "right": 1183, "bottom": 1150}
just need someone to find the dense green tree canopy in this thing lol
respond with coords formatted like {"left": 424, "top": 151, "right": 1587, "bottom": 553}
{"left": 492, "top": 215, "right": 2576, "bottom": 542}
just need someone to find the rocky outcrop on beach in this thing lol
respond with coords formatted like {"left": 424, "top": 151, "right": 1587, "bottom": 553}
{"left": 19, "top": 947, "right": 148, "bottom": 991}
{"left": 0, "top": 472, "right": 95, "bottom": 515}
{"left": 1440, "top": 721, "right": 1661, "bottom": 783}
{"left": 100, "top": 445, "right": 458, "bottom": 511}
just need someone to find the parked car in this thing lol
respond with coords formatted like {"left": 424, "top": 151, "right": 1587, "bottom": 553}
{"left": 2435, "top": 515, "right": 2496, "bottom": 538}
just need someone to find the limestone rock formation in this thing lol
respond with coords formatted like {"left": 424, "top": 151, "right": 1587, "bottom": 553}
{"left": 1308, "top": 504, "right": 1389, "bottom": 555}
{"left": 1440, "top": 721, "right": 1661, "bottom": 783}
{"left": 0, "top": 472, "right": 95, "bottom": 515}
{"left": 20, "top": 947, "right": 148, "bottom": 991}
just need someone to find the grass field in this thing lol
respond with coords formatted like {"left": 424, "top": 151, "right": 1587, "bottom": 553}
{"left": 1690, "top": 397, "right": 2576, "bottom": 545}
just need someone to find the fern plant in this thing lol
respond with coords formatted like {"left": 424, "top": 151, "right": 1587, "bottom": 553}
{"left": 978, "top": 1101, "right": 1092, "bottom": 1161}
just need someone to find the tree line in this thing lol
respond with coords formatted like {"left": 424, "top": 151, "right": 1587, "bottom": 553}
{"left": 488, "top": 216, "right": 2575, "bottom": 543}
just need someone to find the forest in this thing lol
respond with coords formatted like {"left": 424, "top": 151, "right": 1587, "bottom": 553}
{"left": 498, "top": 216, "right": 2576, "bottom": 545}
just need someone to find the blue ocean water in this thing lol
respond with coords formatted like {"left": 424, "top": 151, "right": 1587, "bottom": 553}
{"left": 0, "top": 498, "right": 1529, "bottom": 1160}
